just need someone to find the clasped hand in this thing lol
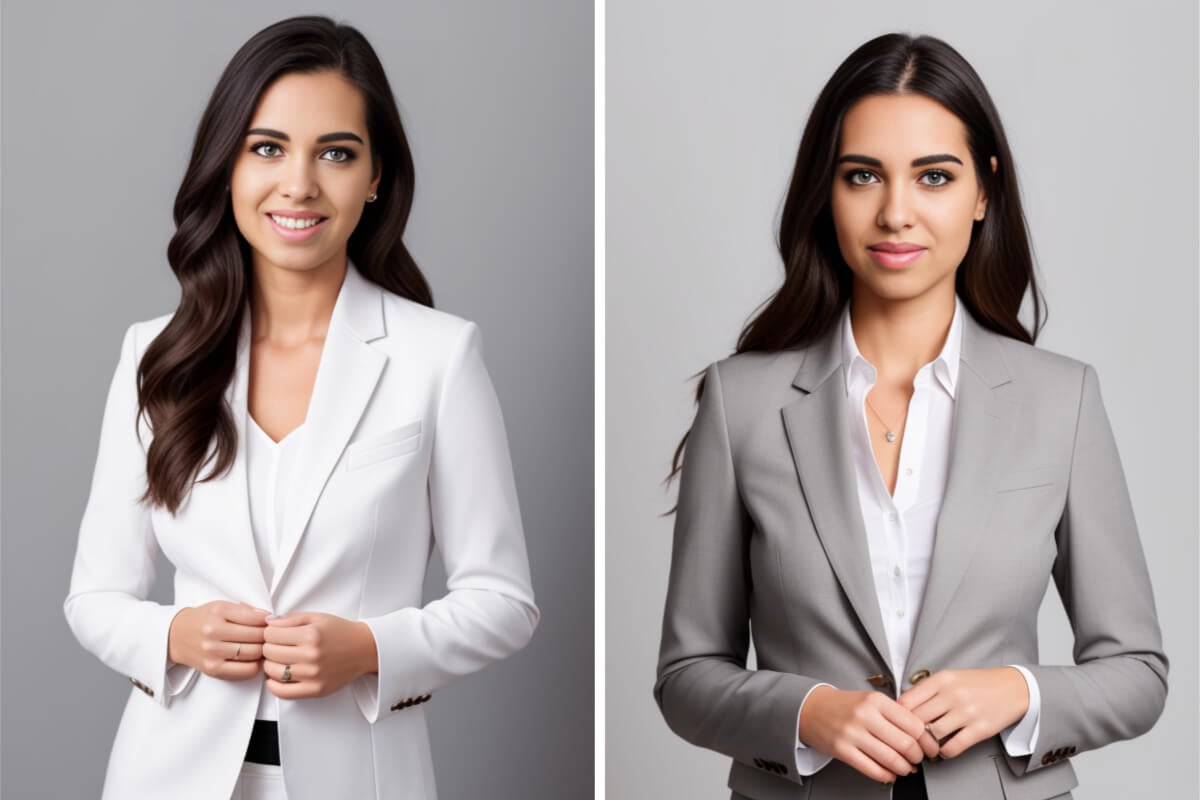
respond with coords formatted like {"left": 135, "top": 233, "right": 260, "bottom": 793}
{"left": 797, "top": 668, "right": 1029, "bottom": 784}
{"left": 167, "top": 600, "right": 378, "bottom": 698}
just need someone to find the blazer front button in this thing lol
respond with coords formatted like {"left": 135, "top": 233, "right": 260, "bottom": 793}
{"left": 866, "top": 674, "right": 894, "bottom": 692}
{"left": 909, "top": 669, "right": 931, "bottom": 685}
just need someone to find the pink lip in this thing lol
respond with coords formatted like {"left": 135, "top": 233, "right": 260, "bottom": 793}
{"left": 266, "top": 213, "right": 327, "bottom": 242}
{"left": 868, "top": 247, "right": 926, "bottom": 269}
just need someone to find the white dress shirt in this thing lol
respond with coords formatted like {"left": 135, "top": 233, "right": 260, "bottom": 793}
{"left": 793, "top": 296, "right": 1041, "bottom": 774}
{"left": 246, "top": 415, "right": 307, "bottom": 722}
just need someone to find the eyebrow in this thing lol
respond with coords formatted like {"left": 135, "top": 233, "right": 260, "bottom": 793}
{"left": 245, "top": 128, "right": 364, "bottom": 145}
{"left": 836, "top": 153, "right": 964, "bottom": 168}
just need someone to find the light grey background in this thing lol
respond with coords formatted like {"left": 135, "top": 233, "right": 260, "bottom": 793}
{"left": 1, "top": 2, "right": 592, "bottom": 798}
{"left": 607, "top": 1, "right": 1198, "bottom": 798}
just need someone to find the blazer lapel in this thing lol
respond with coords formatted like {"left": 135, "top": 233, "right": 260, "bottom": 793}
{"left": 781, "top": 329, "right": 893, "bottom": 670}
{"left": 269, "top": 263, "right": 388, "bottom": 598}
{"left": 906, "top": 312, "right": 1015, "bottom": 666}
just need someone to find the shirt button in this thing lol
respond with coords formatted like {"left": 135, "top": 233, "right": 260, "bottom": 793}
{"left": 904, "top": 467, "right": 913, "bottom": 477}
{"left": 896, "top": 609, "right": 906, "bottom": 618}
{"left": 893, "top": 566, "right": 902, "bottom": 577}
{"left": 887, "top": 513, "right": 899, "bottom": 523}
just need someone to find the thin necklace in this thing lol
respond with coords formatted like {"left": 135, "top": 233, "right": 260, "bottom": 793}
{"left": 864, "top": 394, "right": 903, "bottom": 443}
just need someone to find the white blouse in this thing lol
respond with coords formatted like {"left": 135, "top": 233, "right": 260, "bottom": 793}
{"left": 246, "top": 414, "right": 307, "bottom": 722}
{"left": 793, "top": 296, "right": 1041, "bottom": 774}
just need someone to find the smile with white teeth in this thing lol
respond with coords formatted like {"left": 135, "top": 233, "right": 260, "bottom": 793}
{"left": 269, "top": 214, "right": 325, "bottom": 229}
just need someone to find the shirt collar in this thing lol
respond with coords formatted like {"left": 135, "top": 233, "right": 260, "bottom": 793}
{"left": 840, "top": 295, "right": 964, "bottom": 398}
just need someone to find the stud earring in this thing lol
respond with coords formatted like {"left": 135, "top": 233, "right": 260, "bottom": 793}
{"left": 367, "top": 191, "right": 378, "bottom": 202}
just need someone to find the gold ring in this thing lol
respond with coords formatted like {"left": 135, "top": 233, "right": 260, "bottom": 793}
{"left": 281, "top": 664, "right": 293, "bottom": 682}
{"left": 233, "top": 643, "right": 242, "bottom": 661}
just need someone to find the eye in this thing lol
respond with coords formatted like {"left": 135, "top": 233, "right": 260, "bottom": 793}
{"left": 250, "top": 142, "right": 282, "bottom": 158}
{"left": 920, "top": 169, "right": 954, "bottom": 187}
{"left": 322, "top": 147, "right": 355, "bottom": 163}
{"left": 844, "top": 169, "right": 878, "bottom": 186}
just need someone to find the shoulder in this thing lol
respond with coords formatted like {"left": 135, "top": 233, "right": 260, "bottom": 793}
{"left": 121, "top": 312, "right": 175, "bottom": 359}
{"left": 376, "top": 293, "right": 489, "bottom": 375}
{"left": 709, "top": 349, "right": 806, "bottom": 395}
{"left": 988, "top": 333, "right": 1095, "bottom": 398}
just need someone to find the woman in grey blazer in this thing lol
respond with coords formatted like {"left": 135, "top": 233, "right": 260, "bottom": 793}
{"left": 655, "top": 33, "right": 1166, "bottom": 800}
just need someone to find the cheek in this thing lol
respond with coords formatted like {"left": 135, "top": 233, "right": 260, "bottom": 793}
{"left": 928, "top": 198, "right": 979, "bottom": 246}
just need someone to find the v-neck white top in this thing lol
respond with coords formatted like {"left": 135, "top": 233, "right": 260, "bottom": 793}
{"left": 246, "top": 414, "right": 306, "bottom": 722}
{"left": 792, "top": 297, "right": 1041, "bottom": 775}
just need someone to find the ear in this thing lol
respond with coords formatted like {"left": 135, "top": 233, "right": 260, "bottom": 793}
{"left": 974, "top": 156, "right": 998, "bottom": 221}
{"left": 370, "top": 153, "right": 382, "bottom": 193}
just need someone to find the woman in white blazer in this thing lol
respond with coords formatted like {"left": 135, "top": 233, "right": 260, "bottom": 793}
{"left": 64, "top": 16, "right": 537, "bottom": 800}
{"left": 656, "top": 33, "right": 1165, "bottom": 800}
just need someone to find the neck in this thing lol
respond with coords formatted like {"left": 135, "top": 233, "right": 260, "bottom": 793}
{"left": 849, "top": 284, "right": 956, "bottom": 384}
{"left": 250, "top": 255, "right": 347, "bottom": 347}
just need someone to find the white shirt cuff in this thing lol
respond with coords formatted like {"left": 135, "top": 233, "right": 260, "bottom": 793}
{"left": 794, "top": 682, "right": 837, "bottom": 775}
{"left": 1000, "top": 664, "right": 1041, "bottom": 756}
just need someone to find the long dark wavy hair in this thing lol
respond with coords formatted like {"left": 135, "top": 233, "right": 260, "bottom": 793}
{"left": 669, "top": 32, "right": 1045, "bottom": 484}
{"left": 139, "top": 15, "right": 432, "bottom": 514}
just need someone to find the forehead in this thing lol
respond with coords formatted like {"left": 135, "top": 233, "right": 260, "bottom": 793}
{"left": 248, "top": 70, "right": 367, "bottom": 135}
{"left": 838, "top": 93, "right": 970, "bottom": 163}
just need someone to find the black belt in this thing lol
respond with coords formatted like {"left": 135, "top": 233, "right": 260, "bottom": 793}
{"left": 893, "top": 763, "right": 928, "bottom": 800}
{"left": 245, "top": 719, "right": 280, "bottom": 766}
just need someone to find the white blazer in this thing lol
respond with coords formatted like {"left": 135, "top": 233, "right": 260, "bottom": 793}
{"left": 65, "top": 262, "right": 539, "bottom": 800}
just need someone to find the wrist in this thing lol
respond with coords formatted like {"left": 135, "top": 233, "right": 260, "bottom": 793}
{"left": 355, "top": 621, "right": 379, "bottom": 677}
{"left": 167, "top": 606, "right": 192, "bottom": 666}
{"left": 1002, "top": 666, "right": 1030, "bottom": 721}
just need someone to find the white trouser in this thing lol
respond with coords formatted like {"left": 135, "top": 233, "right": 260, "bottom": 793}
{"left": 230, "top": 761, "right": 287, "bottom": 800}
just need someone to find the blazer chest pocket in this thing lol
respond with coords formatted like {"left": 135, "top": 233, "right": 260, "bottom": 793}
{"left": 995, "top": 465, "right": 1057, "bottom": 493}
{"left": 344, "top": 420, "right": 422, "bottom": 471}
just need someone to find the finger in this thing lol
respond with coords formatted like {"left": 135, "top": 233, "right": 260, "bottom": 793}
{"left": 215, "top": 659, "right": 262, "bottom": 682}
{"left": 877, "top": 699, "right": 927, "bottom": 741}
{"left": 225, "top": 642, "right": 264, "bottom": 662}
{"left": 927, "top": 709, "right": 966, "bottom": 743}
{"left": 916, "top": 728, "right": 940, "bottom": 760}
{"left": 937, "top": 726, "right": 979, "bottom": 759}
{"left": 221, "top": 603, "right": 271, "bottom": 626}
{"left": 263, "top": 659, "right": 312, "bottom": 683}
{"left": 857, "top": 729, "right": 918, "bottom": 779}
{"left": 897, "top": 675, "right": 942, "bottom": 710}
{"left": 907, "top": 693, "right": 953, "bottom": 725}
{"left": 261, "top": 642, "right": 304, "bottom": 665}
{"left": 263, "top": 624, "right": 309, "bottom": 646}
{"left": 867, "top": 716, "right": 924, "bottom": 766}
{"left": 836, "top": 742, "right": 905, "bottom": 784}
{"left": 221, "top": 621, "right": 270, "bottom": 643}
{"left": 265, "top": 678, "right": 315, "bottom": 699}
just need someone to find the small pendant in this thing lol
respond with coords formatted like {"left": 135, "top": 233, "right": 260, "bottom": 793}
{"left": 885, "top": 431, "right": 897, "bottom": 443}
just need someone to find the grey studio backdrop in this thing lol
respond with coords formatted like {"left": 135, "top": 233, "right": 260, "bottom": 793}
{"left": 1, "top": 2, "right": 592, "bottom": 798}
{"left": 607, "top": 1, "right": 1198, "bottom": 799}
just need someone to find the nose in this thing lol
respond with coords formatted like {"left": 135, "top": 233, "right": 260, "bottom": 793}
{"left": 876, "top": 182, "right": 915, "bottom": 231}
{"left": 280, "top": 157, "right": 319, "bottom": 200}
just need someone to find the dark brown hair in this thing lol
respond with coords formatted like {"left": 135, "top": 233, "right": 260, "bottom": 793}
{"left": 139, "top": 15, "right": 432, "bottom": 513}
{"left": 670, "top": 32, "right": 1045, "bottom": 483}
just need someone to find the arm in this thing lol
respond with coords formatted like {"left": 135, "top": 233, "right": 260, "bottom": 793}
{"left": 354, "top": 322, "right": 539, "bottom": 723}
{"left": 1006, "top": 364, "right": 1168, "bottom": 774}
{"left": 63, "top": 323, "right": 197, "bottom": 706}
{"left": 654, "top": 362, "right": 825, "bottom": 785}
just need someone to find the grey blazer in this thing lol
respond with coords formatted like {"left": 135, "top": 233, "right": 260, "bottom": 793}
{"left": 655, "top": 309, "right": 1167, "bottom": 800}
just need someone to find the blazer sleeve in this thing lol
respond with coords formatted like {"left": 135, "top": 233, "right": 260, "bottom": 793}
{"left": 356, "top": 322, "right": 539, "bottom": 722}
{"left": 654, "top": 361, "right": 820, "bottom": 785}
{"left": 63, "top": 323, "right": 197, "bottom": 707}
{"left": 1007, "top": 363, "right": 1168, "bottom": 774}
